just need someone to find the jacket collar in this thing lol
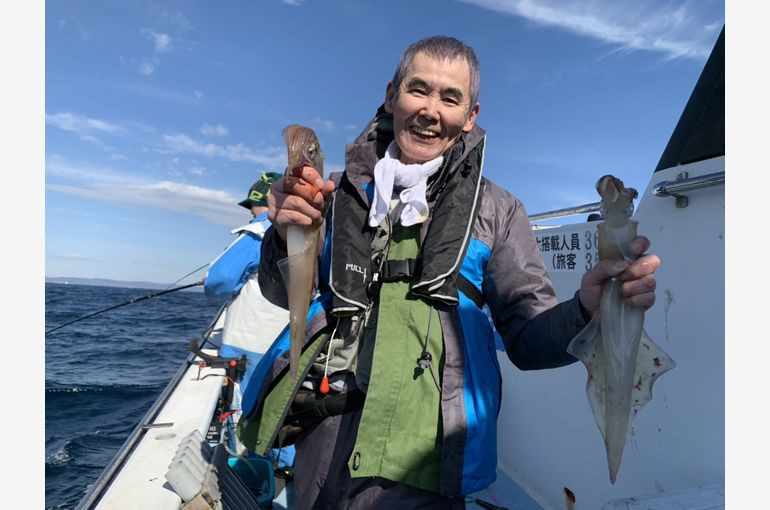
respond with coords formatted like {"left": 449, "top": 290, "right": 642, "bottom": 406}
{"left": 328, "top": 106, "right": 487, "bottom": 314}
{"left": 343, "top": 105, "right": 487, "bottom": 208}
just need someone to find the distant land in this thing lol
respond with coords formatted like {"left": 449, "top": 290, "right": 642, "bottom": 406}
{"left": 45, "top": 276, "right": 204, "bottom": 292}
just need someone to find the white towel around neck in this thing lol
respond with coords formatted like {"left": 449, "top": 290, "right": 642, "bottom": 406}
{"left": 368, "top": 141, "right": 444, "bottom": 227}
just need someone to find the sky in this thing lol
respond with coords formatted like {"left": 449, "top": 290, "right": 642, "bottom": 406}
{"left": 43, "top": 0, "right": 723, "bottom": 285}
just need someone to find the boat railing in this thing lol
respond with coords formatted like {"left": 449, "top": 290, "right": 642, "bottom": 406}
{"left": 528, "top": 202, "right": 601, "bottom": 223}
{"left": 652, "top": 171, "right": 725, "bottom": 208}
{"left": 529, "top": 170, "right": 725, "bottom": 221}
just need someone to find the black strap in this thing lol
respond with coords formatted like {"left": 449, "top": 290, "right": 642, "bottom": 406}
{"left": 380, "top": 258, "right": 483, "bottom": 308}
{"left": 456, "top": 274, "right": 484, "bottom": 308}
{"left": 381, "top": 258, "right": 417, "bottom": 282}
{"left": 287, "top": 389, "right": 366, "bottom": 427}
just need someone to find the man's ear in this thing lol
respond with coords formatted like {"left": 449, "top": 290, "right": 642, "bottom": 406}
{"left": 384, "top": 82, "right": 394, "bottom": 113}
{"left": 462, "top": 102, "right": 480, "bottom": 133}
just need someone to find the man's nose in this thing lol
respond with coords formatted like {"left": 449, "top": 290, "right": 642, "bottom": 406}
{"left": 419, "top": 95, "right": 440, "bottom": 121}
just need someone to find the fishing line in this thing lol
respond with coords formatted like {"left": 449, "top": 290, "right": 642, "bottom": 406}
{"left": 163, "top": 262, "right": 210, "bottom": 290}
{"left": 196, "top": 300, "right": 229, "bottom": 351}
{"left": 45, "top": 281, "right": 204, "bottom": 336}
{"left": 145, "top": 261, "right": 209, "bottom": 313}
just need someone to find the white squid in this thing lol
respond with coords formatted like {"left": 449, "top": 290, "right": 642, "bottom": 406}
{"left": 567, "top": 175, "right": 676, "bottom": 483}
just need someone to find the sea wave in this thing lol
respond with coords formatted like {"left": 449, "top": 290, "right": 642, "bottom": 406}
{"left": 45, "top": 380, "right": 165, "bottom": 393}
{"left": 47, "top": 445, "right": 71, "bottom": 466}
{"left": 45, "top": 282, "right": 222, "bottom": 509}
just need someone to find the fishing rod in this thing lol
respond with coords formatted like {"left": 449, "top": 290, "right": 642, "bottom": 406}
{"left": 45, "top": 281, "right": 204, "bottom": 336}
{"left": 162, "top": 262, "right": 210, "bottom": 291}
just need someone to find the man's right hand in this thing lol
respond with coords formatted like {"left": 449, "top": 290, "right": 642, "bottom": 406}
{"left": 267, "top": 164, "right": 336, "bottom": 242}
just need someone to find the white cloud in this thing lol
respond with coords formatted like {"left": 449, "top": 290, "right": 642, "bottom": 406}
{"left": 142, "top": 28, "right": 172, "bottom": 52}
{"left": 46, "top": 180, "right": 245, "bottom": 226}
{"left": 282, "top": 0, "right": 306, "bottom": 5}
{"left": 46, "top": 112, "right": 124, "bottom": 135}
{"left": 121, "top": 82, "right": 201, "bottom": 104}
{"left": 169, "top": 12, "right": 194, "bottom": 32}
{"left": 46, "top": 159, "right": 142, "bottom": 185}
{"left": 50, "top": 253, "right": 98, "bottom": 262}
{"left": 56, "top": 16, "right": 90, "bottom": 41}
{"left": 46, "top": 112, "right": 125, "bottom": 151}
{"left": 189, "top": 166, "right": 206, "bottom": 176}
{"left": 78, "top": 134, "right": 116, "bottom": 152}
{"left": 46, "top": 156, "right": 247, "bottom": 226}
{"left": 161, "top": 133, "right": 286, "bottom": 168}
{"left": 456, "top": 0, "right": 722, "bottom": 60}
{"left": 150, "top": 5, "right": 194, "bottom": 33}
{"left": 200, "top": 123, "right": 229, "bottom": 137}
{"left": 313, "top": 117, "right": 336, "bottom": 132}
{"left": 137, "top": 58, "right": 158, "bottom": 76}
{"left": 155, "top": 34, "right": 172, "bottom": 52}
{"left": 193, "top": 90, "right": 204, "bottom": 100}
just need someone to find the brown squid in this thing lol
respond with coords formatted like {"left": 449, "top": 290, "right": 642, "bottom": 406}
{"left": 282, "top": 124, "right": 325, "bottom": 381}
{"left": 567, "top": 175, "right": 676, "bottom": 483}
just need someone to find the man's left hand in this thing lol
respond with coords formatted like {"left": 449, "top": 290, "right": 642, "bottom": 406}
{"left": 578, "top": 236, "right": 660, "bottom": 317}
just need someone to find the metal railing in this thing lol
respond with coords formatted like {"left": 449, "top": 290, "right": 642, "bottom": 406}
{"left": 529, "top": 170, "right": 725, "bottom": 220}
{"left": 652, "top": 171, "right": 725, "bottom": 207}
{"left": 528, "top": 202, "right": 601, "bottom": 222}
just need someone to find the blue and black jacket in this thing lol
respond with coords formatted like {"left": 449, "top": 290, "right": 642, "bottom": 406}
{"left": 241, "top": 108, "right": 588, "bottom": 497}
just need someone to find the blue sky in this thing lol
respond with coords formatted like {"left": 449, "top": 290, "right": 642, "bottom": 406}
{"left": 44, "top": 0, "right": 724, "bottom": 284}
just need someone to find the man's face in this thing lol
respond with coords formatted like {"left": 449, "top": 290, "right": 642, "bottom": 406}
{"left": 251, "top": 205, "right": 268, "bottom": 218}
{"left": 385, "top": 52, "right": 479, "bottom": 165}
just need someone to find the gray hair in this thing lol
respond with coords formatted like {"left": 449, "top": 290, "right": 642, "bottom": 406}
{"left": 391, "top": 36, "right": 481, "bottom": 113}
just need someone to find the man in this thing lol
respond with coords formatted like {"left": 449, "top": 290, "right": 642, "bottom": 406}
{"left": 238, "top": 36, "right": 659, "bottom": 509}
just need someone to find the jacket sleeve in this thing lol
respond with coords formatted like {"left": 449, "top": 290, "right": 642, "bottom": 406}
{"left": 481, "top": 186, "right": 588, "bottom": 370}
{"left": 257, "top": 226, "right": 290, "bottom": 309}
{"left": 204, "top": 232, "right": 261, "bottom": 299}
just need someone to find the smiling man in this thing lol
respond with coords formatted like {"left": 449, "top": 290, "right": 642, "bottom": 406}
{"left": 239, "top": 36, "right": 660, "bottom": 510}
{"left": 386, "top": 51, "right": 479, "bottom": 165}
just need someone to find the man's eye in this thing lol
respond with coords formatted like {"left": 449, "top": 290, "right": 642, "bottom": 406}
{"left": 410, "top": 88, "right": 426, "bottom": 96}
{"left": 443, "top": 97, "right": 459, "bottom": 105}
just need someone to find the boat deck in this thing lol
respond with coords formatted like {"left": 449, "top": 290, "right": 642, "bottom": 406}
{"left": 93, "top": 350, "right": 225, "bottom": 509}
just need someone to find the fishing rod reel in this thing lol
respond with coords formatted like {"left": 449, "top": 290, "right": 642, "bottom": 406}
{"left": 189, "top": 338, "right": 246, "bottom": 379}
{"left": 188, "top": 338, "right": 247, "bottom": 403}
{"left": 188, "top": 338, "right": 248, "bottom": 446}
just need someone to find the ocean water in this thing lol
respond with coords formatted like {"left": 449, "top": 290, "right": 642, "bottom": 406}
{"left": 45, "top": 282, "right": 225, "bottom": 510}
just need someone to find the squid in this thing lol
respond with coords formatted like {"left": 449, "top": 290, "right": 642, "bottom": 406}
{"left": 567, "top": 175, "right": 676, "bottom": 483}
{"left": 282, "top": 124, "right": 325, "bottom": 381}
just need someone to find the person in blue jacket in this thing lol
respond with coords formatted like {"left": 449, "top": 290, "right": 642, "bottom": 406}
{"left": 205, "top": 171, "right": 290, "bottom": 372}
{"left": 204, "top": 172, "right": 293, "bottom": 468}
{"left": 205, "top": 172, "right": 280, "bottom": 301}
